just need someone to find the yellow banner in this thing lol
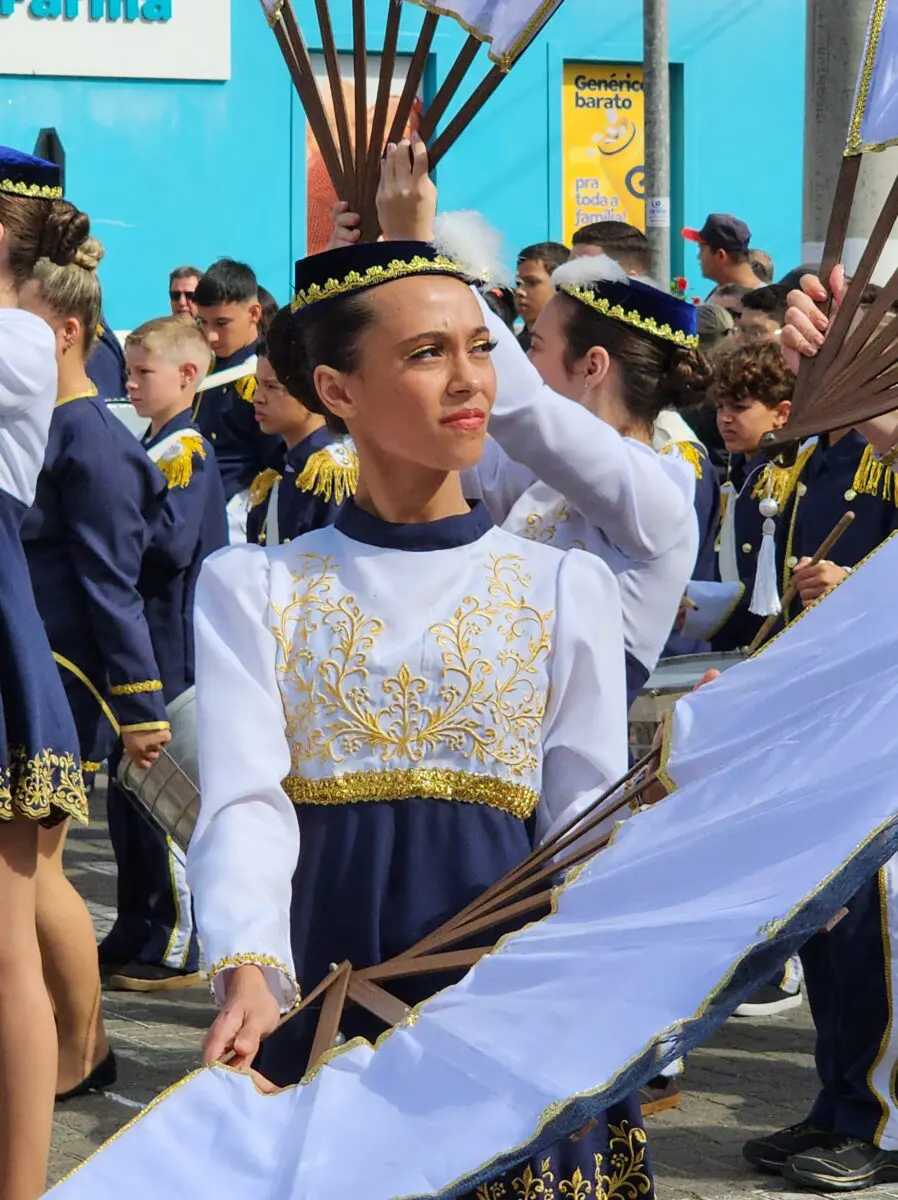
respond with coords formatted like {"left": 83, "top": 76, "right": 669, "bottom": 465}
{"left": 562, "top": 62, "right": 646, "bottom": 246}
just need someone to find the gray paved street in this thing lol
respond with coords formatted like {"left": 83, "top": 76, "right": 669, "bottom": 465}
{"left": 48, "top": 806, "right": 898, "bottom": 1198}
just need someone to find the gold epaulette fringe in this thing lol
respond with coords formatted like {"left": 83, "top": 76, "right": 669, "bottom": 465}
{"left": 752, "top": 443, "right": 816, "bottom": 508}
{"left": 295, "top": 443, "right": 359, "bottom": 504}
{"left": 157, "top": 433, "right": 207, "bottom": 490}
{"left": 248, "top": 467, "right": 281, "bottom": 510}
{"left": 235, "top": 375, "right": 257, "bottom": 403}
{"left": 851, "top": 443, "right": 898, "bottom": 505}
{"left": 660, "top": 440, "right": 704, "bottom": 480}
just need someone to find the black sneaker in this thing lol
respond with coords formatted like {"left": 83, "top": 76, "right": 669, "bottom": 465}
{"left": 107, "top": 962, "right": 202, "bottom": 992}
{"left": 743, "top": 1121, "right": 835, "bottom": 1174}
{"left": 783, "top": 1137, "right": 898, "bottom": 1192}
{"left": 639, "top": 1076, "right": 682, "bottom": 1116}
{"left": 734, "top": 983, "right": 803, "bottom": 1017}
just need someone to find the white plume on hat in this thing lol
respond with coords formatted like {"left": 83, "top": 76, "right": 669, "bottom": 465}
{"left": 552, "top": 254, "right": 666, "bottom": 294}
{"left": 432, "top": 211, "right": 513, "bottom": 289}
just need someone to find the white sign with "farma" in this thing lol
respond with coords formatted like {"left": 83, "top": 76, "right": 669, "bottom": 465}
{"left": 0, "top": 0, "right": 230, "bottom": 80}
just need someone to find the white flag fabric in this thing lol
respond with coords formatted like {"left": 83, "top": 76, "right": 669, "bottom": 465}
{"left": 847, "top": 0, "right": 898, "bottom": 153}
{"left": 403, "top": 0, "right": 562, "bottom": 66}
{"left": 50, "top": 535, "right": 898, "bottom": 1200}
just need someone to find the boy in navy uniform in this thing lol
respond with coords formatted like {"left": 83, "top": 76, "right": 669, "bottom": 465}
{"left": 245, "top": 316, "right": 357, "bottom": 547}
{"left": 105, "top": 316, "right": 228, "bottom": 992}
{"left": 192, "top": 259, "right": 281, "bottom": 542}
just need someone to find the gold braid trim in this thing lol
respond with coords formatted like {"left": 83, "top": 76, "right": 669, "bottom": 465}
{"left": 751, "top": 444, "right": 816, "bottom": 509}
{"left": 156, "top": 432, "right": 207, "bottom": 490}
{"left": 109, "top": 679, "right": 163, "bottom": 696}
{"left": 295, "top": 445, "right": 359, "bottom": 504}
{"left": 249, "top": 467, "right": 281, "bottom": 510}
{"left": 0, "top": 178, "right": 63, "bottom": 200}
{"left": 852, "top": 443, "right": 898, "bottom": 505}
{"left": 559, "top": 284, "right": 700, "bottom": 349}
{"left": 282, "top": 767, "right": 539, "bottom": 820}
{"left": 0, "top": 748, "right": 88, "bottom": 825}
{"left": 846, "top": 0, "right": 890, "bottom": 155}
{"left": 206, "top": 953, "right": 299, "bottom": 1002}
{"left": 661, "top": 439, "right": 704, "bottom": 479}
{"left": 291, "top": 256, "right": 468, "bottom": 312}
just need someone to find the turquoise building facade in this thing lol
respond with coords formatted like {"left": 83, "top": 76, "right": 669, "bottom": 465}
{"left": 0, "top": 0, "right": 805, "bottom": 326}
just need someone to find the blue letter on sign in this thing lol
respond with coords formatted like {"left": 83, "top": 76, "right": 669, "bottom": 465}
{"left": 141, "top": 0, "right": 170, "bottom": 17}
{"left": 0, "top": 0, "right": 24, "bottom": 16}
{"left": 30, "top": 0, "right": 62, "bottom": 15}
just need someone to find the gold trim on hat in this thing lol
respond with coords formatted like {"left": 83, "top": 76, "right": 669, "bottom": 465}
{"left": 559, "top": 284, "right": 700, "bottom": 350}
{"left": 290, "top": 254, "right": 468, "bottom": 313}
{"left": 0, "top": 178, "right": 63, "bottom": 200}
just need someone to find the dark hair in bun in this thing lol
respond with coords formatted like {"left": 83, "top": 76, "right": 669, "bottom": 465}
{"left": 556, "top": 291, "right": 713, "bottom": 426}
{"left": 0, "top": 194, "right": 91, "bottom": 285}
{"left": 265, "top": 296, "right": 376, "bottom": 438}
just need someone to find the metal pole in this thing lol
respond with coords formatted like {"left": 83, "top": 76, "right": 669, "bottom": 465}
{"left": 643, "top": 0, "right": 670, "bottom": 283}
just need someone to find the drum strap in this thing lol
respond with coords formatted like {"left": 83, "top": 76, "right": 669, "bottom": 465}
{"left": 52, "top": 653, "right": 121, "bottom": 736}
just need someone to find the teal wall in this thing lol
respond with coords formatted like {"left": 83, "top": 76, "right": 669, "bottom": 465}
{"left": 0, "top": 0, "right": 805, "bottom": 326}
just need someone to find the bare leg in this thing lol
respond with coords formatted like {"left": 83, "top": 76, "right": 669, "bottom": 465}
{"left": 36, "top": 820, "right": 109, "bottom": 1094}
{"left": 0, "top": 816, "right": 57, "bottom": 1200}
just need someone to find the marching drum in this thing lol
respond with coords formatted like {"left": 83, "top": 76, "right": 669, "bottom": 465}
{"left": 628, "top": 651, "right": 746, "bottom": 761}
{"left": 116, "top": 686, "right": 199, "bottom": 853}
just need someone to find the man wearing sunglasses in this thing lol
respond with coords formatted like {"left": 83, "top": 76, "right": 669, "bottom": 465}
{"left": 169, "top": 265, "right": 202, "bottom": 318}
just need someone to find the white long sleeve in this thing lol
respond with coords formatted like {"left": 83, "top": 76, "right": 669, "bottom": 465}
{"left": 462, "top": 437, "right": 537, "bottom": 525}
{"left": 476, "top": 291, "right": 695, "bottom": 562}
{"left": 0, "top": 308, "right": 57, "bottom": 505}
{"left": 187, "top": 545, "right": 300, "bottom": 1011}
{"left": 535, "top": 549, "right": 629, "bottom": 846}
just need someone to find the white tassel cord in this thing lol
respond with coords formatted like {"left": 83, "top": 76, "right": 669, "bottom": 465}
{"left": 749, "top": 498, "right": 782, "bottom": 617}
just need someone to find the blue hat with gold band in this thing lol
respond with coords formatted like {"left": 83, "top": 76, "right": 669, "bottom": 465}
{"left": 552, "top": 257, "right": 699, "bottom": 350}
{"left": 291, "top": 241, "right": 470, "bottom": 314}
{"left": 0, "top": 146, "right": 63, "bottom": 200}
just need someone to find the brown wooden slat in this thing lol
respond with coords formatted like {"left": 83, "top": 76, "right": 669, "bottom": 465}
{"left": 362, "top": 0, "right": 402, "bottom": 227}
{"left": 385, "top": 11, "right": 438, "bottom": 147}
{"left": 278, "top": 3, "right": 346, "bottom": 197}
{"left": 358, "top": 947, "right": 490, "bottom": 981}
{"left": 417, "top": 34, "right": 482, "bottom": 144}
{"left": 428, "top": 64, "right": 504, "bottom": 168}
{"left": 314, "top": 0, "right": 356, "bottom": 205}
{"left": 346, "top": 976, "right": 410, "bottom": 1026}
{"left": 306, "top": 963, "right": 351, "bottom": 1073}
{"left": 352, "top": 0, "right": 368, "bottom": 205}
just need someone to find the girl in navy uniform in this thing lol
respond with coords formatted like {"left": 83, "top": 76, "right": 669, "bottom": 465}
{"left": 245, "top": 326, "right": 357, "bottom": 547}
{"left": 186, "top": 238, "right": 654, "bottom": 1198}
{"left": 0, "top": 147, "right": 90, "bottom": 1200}
{"left": 19, "top": 236, "right": 172, "bottom": 1107}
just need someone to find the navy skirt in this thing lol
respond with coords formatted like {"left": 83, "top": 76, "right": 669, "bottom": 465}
{"left": 0, "top": 491, "right": 87, "bottom": 826}
{"left": 254, "top": 792, "right": 654, "bottom": 1199}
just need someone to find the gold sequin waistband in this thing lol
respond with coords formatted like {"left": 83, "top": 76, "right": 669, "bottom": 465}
{"left": 281, "top": 767, "right": 539, "bottom": 820}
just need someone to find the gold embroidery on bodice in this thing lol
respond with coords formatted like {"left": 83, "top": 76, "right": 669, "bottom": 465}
{"left": 271, "top": 552, "right": 553, "bottom": 779}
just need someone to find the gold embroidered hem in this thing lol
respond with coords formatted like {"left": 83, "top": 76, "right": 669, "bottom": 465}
{"left": 110, "top": 680, "right": 164, "bottom": 696}
{"left": 119, "top": 721, "right": 171, "bottom": 733}
{"left": 282, "top": 767, "right": 540, "bottom": 820}
{"left": 0, "top": 747, "right": 89, "bottom": 825}
{"left": 474, "top": 1119, "right": 650, "bottom": 1200}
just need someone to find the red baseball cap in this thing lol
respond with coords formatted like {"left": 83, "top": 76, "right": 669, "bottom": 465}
{"left": 683, "top": 214, "right": 751, "bottom": 254}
